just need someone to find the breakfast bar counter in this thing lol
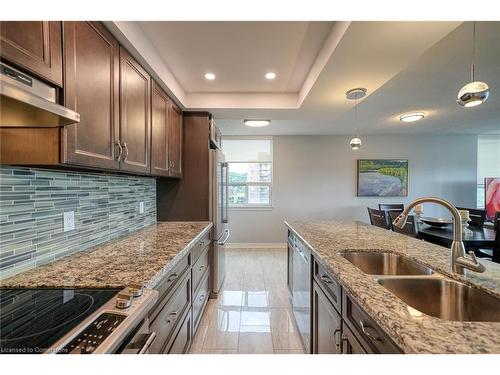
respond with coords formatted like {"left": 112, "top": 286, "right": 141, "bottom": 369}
{"left": 285, "top": 220, "right": 500, "bottom": 354}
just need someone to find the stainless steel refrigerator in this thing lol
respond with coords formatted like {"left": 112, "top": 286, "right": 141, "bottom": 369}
{"left": 209, "top": 147, "right": 230, "bottom": 297}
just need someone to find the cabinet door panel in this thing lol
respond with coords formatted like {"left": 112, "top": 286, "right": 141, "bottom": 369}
{"left": 151, "top": 81, "right": 170, "bottom": 177}
{"left": 312, "top": 281, "right": 342, "bottom": 354}
{"left": 62, "top": 21, "right": 120, "bottom": 170}
{"left": 342, "top": 322, "right": 367, "bottom": 354}
{"left": 119, "top": 47, "right": 151, "bottom": 174}
{"left": 0, "top": 21, "right": 63, "bottom": 86}
{"left": 166, "top": 309, "right": 192, "bottom": 354}
{"left": 168, "top": 103, "right": 182, "bottom": 178}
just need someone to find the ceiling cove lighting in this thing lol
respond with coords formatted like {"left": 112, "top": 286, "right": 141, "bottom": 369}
{"left": 265, "top": 72, "right": 276, "bottom": 80}
{"left": 345, "top": 87, "right": 367, "bottom": 151}
{"left": 244, "top": 119, "right": 271, "bottom": 127}
{"left": 457, "top": 22, "right": 490, "bottom": 108}
{"left": 204, "top": 73, "right": 216, "bottom": 80}
{"left": 400, "top": 112, "right": 425, "bottom": 123}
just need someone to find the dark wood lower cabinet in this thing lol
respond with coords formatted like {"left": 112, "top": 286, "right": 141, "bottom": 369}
{"left": 341, "top": 322, "right": 367, "bottom": 354}
{"left": 166, "top": 309, "right": 193, "bottom": 354}
{"left": 148, "top": 233, "right": 211, "bottom": 354}
{"left": 312, "top": 281, "right": 342, "bottom": 354}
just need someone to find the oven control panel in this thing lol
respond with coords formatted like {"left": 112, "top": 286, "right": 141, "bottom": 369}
{"left": 60, "top": 313, "right": 126, "bottom": 354}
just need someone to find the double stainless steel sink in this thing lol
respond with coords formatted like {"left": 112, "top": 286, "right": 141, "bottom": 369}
{"left": 338, "top": 252, "right": 500, "bottom": 322}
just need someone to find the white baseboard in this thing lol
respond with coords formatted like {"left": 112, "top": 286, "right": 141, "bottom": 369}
{"left": 225, "top": 242, "right": 287, "bottom": 249}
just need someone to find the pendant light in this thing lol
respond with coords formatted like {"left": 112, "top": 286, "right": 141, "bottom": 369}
{"left": 346, "top": 88, "right": 367, "bottom": 150}
{"left": 457, "top": 22, "right": 490, "bottom": 107}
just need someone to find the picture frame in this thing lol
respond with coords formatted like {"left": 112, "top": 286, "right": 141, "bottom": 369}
{"left": 357, "top": 159, "right": 409, "bottom": 197}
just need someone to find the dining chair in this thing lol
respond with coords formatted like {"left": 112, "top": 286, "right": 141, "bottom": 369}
{"left": 494, "top": 211, "right": 500, "bottom": 231}
{"left": 456, "top": 207, "right": 487, "bottom": 228}
{"left": 477, "top": 211, "right": 500, "bottom": 260}
{"left": 367, "top": 207, "right": 389, "bottom": 229}
{"left": 388, "top": 211, "right": 418, "bottom": 238}
{"left": 378, "top": 203, "right": 404, "bottom": 212}
{"left": 378, "top": 203, "right": 404, "bottom": 229}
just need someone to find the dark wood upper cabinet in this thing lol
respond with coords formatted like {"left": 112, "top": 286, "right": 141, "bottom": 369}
{"left": 62, "top": 21, "right": 120, "bottom": 170}
{"left": 151, "top": 81, "right": 170, "bottom": 177}
{"left": 168, "top": 102, "right": 182, "bottom": 178}
{"left": 119, "top": 47, "right": 151, "bottom": 174}
{"left": 0, "top": 21, "right": 63, "bottom": 87}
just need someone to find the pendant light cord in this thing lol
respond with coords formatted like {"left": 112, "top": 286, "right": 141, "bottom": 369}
{"left": 471, "top": 21, "right": 476, "bottom": 82}
{"left": 355, "top": 95, "right": 359, "bottom": 138}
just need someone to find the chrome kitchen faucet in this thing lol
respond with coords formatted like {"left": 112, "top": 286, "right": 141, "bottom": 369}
{"left": 392, "top": 197, "right": 486, "bottom": 275}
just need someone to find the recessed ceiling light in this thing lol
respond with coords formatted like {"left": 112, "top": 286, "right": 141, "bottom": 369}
{"left": 265, "top": 72, "right": 276, "bottom": 80}
{"left": 204, "top": 73, "right": 216, "bottom": 80}
{"left": 244, "top": 119, "right": 271, "bottom": 127}
{"left": 400, "top": 112, "right": 425, "bottom": 123}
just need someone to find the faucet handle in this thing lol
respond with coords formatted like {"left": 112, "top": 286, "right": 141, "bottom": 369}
{"left": 467, "top": 250, "right": 478, "bottom": 262}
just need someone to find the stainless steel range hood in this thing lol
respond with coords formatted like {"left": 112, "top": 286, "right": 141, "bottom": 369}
{"left": 0, "top": 62, "right": 80, "bottom": 127}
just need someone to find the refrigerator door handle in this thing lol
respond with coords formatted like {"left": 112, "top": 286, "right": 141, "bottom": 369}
{"left": 218, "top": 229, "right": 230, "bottom": 246}
{"left": 223, "top": 162, "right": 229, "bottom": 223}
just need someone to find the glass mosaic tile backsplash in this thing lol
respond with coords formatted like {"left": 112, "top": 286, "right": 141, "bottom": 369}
{"left": 0, "top": 167, "right": 156, "bottom": 279}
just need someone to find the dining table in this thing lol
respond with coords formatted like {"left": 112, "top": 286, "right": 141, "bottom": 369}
{"left": 417, "top": 223, "right": 498, "bottom": 261}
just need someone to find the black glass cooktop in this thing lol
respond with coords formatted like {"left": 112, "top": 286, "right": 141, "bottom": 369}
{"left": 0, "top": 288, "right": 120, "bottom": 354}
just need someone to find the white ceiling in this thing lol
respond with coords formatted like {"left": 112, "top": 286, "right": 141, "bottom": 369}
{"left": 107, "top": 21, "right": 500, "bottom": 135}
{"left": 138, "top": 21, "right": 332, "bottom": 93}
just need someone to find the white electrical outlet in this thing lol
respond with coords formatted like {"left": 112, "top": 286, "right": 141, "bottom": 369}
{"left": 139, "top": 201, "right": 144, "bottom": 214}
{"left": 63, "top": 211, "right": 75, "bottom": 232}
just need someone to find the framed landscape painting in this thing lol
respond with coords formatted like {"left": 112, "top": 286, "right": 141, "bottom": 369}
{"left": 357, "top": 159, "right": 408, "bottom": 197}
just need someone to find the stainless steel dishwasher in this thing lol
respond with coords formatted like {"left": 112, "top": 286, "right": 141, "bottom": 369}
{"left": 292, "top": 240, "right": 311, "bottom": 353}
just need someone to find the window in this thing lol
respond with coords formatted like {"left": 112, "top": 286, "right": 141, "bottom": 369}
{"left": 477, "top": 135, "right": 500, "bottom": 209}
{"left": 222, "top": 137, "right": 273, "bottom": 208}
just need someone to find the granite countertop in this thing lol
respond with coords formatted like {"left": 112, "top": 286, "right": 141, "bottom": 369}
{"left": 285, "top": 220, "right": 500, "bottom": 354}
{"left": 1, "top": 222, "right": 212, "bottom": 289}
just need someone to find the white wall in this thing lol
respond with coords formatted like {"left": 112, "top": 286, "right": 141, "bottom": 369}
{"left": 228, "top": 134, "right": 478, "bottom": 244}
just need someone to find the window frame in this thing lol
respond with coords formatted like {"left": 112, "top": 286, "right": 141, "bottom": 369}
{"left": 223, "top": 136, "right": 274, "bottom": 210}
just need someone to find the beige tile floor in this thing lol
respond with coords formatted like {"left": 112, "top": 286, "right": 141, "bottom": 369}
{"left": 189, "top": 248, "right": 305, "bottom": 354}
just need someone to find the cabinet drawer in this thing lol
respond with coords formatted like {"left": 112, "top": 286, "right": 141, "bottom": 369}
{"left": 166, "top": 308, "right": 193, "bottom": 354}
{"left": 191, "top": 230, "right": 211, "bottom": 264}
{"left": 192, "top": 246, "right": 209, "bottom": 292}
{"left": 341, "top": 322, "right": 367, "bottom": 354}
{"left": 150, "top": 272, "right": 192, "bottom": 354}
{"left": 314, "top": 259, "right": 341, "bottom": 313}
{"left": 151, "top": 255, "right": 190, "bottom": 320}
{"left": 342, "top": 292, "right": 401, "bottom": 354}
{"left": 192, "top": 272, "right": 210, "bottom": 333}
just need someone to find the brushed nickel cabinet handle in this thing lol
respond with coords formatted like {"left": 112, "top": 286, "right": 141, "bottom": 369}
{"left": 115, "top": 141, "right": 123, "bottom": 161}
{"left": 166, "top": 311, "right": 178, "bottom": 324}
{"left": 359, "top": 320, "right": 381, "bottom": 344}
{"left": 121, "top": 142, "right": 129, "bottom": 161}
{"left": 199, "top": 294, "right": 205, "bottom": 301}
{"left": 333, "top": 328, "right": 342, "bottom": 352}
{"left": 320, "top": 274, "right": 333, "bottom": 284}
{"left": 199, "top": 264, "right": 206, "bottom": 271}
{"left": 167, "top": 273, "right": 178, "bottom": 283}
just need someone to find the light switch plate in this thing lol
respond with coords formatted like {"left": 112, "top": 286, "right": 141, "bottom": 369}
{"left": 63, "top": 211, "right": 75, "bottom": 232}
{"left": 139, "top": 201, "right": 144, "bottom": 214}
